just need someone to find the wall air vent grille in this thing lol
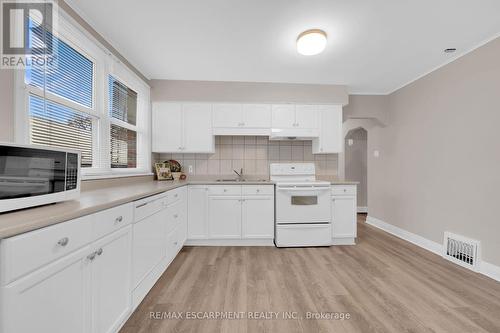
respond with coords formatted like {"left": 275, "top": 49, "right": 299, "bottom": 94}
{"left": 443, "top": 232, "right": 480, "bottom": 271}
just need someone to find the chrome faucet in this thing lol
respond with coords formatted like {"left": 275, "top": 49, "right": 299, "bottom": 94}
{"left": 233, "top": 168, "right": 243, "bottom": 180}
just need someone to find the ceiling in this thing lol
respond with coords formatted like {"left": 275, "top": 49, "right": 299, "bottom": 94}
{"left": 66, "top": 0, "right": 500, "bottom": 94}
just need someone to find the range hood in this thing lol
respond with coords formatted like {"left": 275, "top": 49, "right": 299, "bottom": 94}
{"left": 270, "top": 128, "right": 319, "bottom": 141}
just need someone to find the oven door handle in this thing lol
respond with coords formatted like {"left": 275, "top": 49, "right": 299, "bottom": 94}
{"left": 277, "top": 187, "right": 330, "bottom": 192}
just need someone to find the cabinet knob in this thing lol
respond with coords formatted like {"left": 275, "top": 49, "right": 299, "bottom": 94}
{"left": 115, "top": 216, "right": 123, "bottom": 223}
{"left": 174, "top": 214, "right": 178, "bottom": 218}
{"left": 223, "top": 189, "right": 227, "bottom": 192}
{"left": 87, "top": 252, "right": 96, "bottom": 261}
{"left": 256, "top": 189, "right": 260, "bottom": 192}
{"left": 96, "top": 248, "right": 103, "bottom": 256}
{"left": 57, "top": 237, "right": 69, "bottom": 247}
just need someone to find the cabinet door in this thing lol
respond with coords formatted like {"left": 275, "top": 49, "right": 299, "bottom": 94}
{"left": 91, "top": 226, "right": 132, "bottom": 333}
{"left": 208, "top": 197, "right": 242, "bottom": 239}
{"left": 332, "top": 196, "right": 357, "bottom": 238}
{"left": 132, "top": 211, "right": 167, "bottom": 288}
{"left": 242, "top": 197, "right": 274, "bottom": 239}
{"left": 152, "top": 102, "right": 183, "bottom": 152}
{"left": 183, "top": 103, "right": 214, "bottom": 153}
{"left": 295, "top": 105, "right": 319, "bottom": 129}
{"left": 187, "top": 186, "right": 209, "bottom": 239}
{"left": 242, "top": 104, "right": 272, "bottom": 128}
{"left": 213, "top": 104, "right": 242, "bottom": 127}
{"left": 0, "top": 246, "right": 91, "bottom": 333}
{"left": 313, "top": 105, "right": 342, "bottom": 153}
{"left": 272, "top": 104, "right": 295, "bottom": 128}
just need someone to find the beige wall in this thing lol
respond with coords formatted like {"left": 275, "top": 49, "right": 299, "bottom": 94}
{"left": 0, "top": 69, "right": 14, "bottom": 142}
{"left": 344, "top": 95, "right": 389, "bottom": 125}
{"left": 155, "top": 136, "right": 338, "bottom": 177}
{"left": 365, "top": 37, "right": 500, "bottom": 267}
{"left": 150, "top": 80, "right": 348, "bottom": 105}
{"left": 345, "top": 128, "right": 367, "bottom": 208}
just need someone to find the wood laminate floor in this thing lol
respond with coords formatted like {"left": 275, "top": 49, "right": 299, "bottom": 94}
{"left": 121, "top": 215, "right": 500, "bottom": 333}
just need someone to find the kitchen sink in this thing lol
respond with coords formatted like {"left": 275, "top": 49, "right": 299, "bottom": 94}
{"left": 215, "top": 179, "right": 269, "bottom": 182}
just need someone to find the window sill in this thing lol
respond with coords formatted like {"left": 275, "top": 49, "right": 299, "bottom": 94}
{"left": 82, "top": 172, "right": 154, "bottom": 181}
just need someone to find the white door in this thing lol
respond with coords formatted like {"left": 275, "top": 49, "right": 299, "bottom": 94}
{"left": 213, "top": 104, "right": 242, "bottom": 127}
{"left": 242, "top": 104, "right": 272, "bottom": 128}
{"left": 91, "top": 226, "right": 132, "bottom": 333}
{"left": 132, "top": 211, "right": 167, "bottom": 288}
{"left": 275, "top": 185, "right": 331, "bottom": 223}
{"left": 208, "top": 196, "right": 242, "bottom": 239}
{"left": 242, "top": 197, "right": 274, "bottom": 238}
{"left": 272, "top": 104, "right": 295, "bottom": 128}
{"left": 187, "top": 186, "right": 209, "bottom": 239}
{"left": 313, "top": 105, "right": 342, "bottom": 153}
{"left": 295, "top": 105, "right": 319, "bottom": 129}
{"left": 152, "top": 102, "right": 183, "bottom": 152}
{"left": 183, "top": 103, "right": 214, "bottom": 153}
{"left": 0, "top": 246, "right": 91, "bottom": 333}
{"left": 332, "top": 196, "right": 357, "bottom": 238}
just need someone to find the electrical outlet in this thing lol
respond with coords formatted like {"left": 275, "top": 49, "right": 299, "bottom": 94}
{"left": 188, "top": 165, "right": 193, "bottom": 174}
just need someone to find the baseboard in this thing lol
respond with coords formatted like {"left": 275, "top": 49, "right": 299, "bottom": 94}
{"left": 185, "top": 238, "right": 274, "bottom": 246}
{"left": 331, "top": 237, "right": 355, "bottom": 245}
{"left": 357, "top": 206, "right": 368, "bottom": 213}
{"left": 366, "top": 216, "right": 500, "bottom": 282}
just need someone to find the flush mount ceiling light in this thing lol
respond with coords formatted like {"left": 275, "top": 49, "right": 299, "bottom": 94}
{"left": 296, "top": 29, "right": 327, "bottom": 56}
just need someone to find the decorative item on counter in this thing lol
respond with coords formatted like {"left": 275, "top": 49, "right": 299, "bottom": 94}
{"left": 179, "top": 173, "right": 187, "bottom": 180}
{"left": 154, "top": 162, "right": 173, "bottom": 180}
{"left": 165, "top": 160, "right": 182, "bottom": 180}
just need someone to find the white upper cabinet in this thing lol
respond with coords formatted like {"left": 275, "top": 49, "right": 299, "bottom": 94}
{"left": 152, "top": 102, "right": 214, "bottom": 153}
{"left": 295, "top": 105, "right": 319, "bottom": 129}
{"left": 312, "top": 105, "right": 343, "bottom": 154}
{"left": 272, "top": 104, "right": 296, "bottom": 128}
{"left": 212, "top": 103, "right": 271, "bottom": 135}
{"left": 183, "top": 103, "right": 214, "bottom": 153}
{"left": 213, "top": 104, "right": 242, "bottom": 128}
{"left": 242, "top": 104, "right": 272, "bottom": 128}
{"left": 152, "top": 102, "right": 182, "bottom": 153}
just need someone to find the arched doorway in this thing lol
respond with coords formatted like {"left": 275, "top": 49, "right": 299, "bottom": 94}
{"left": 345, "top": 127, "right": 368, "bottom": 213}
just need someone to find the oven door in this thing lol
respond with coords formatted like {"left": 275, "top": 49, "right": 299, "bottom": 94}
{"left": 275, "top": 185, "right": 331, "bottom": 223}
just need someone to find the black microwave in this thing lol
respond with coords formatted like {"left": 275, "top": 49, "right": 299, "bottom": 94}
{"left": 0, "top": 143, "right": 81, "bottom": 213}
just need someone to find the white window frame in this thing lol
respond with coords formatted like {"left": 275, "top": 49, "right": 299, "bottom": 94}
{"left": 14, "top": 9, "right": 151, "bottom": 179}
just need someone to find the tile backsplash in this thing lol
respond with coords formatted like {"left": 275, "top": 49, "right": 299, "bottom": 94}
{"left": 154, "top": 136, "right": 338, "bottom": 177}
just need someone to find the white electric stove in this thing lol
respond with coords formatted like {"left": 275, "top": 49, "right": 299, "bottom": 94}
{"left": 270, "top": 163, "right": 332, "bottom": 247}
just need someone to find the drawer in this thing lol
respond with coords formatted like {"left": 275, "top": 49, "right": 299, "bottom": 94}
{"left": 331, "top": 185, "right": 356, "bottom": 196}
{"left": 166, "top": 200, "right": 184, "bottom": 233}
{"left": 168, "top": 186, "right": 186, "bottom": 205}
{"left": 134, "top": 193, "right": 168, "bottom": 222}
{"left": 242, "top": 185, "right": 274, "bottom": 196}
{"left": 208, "top": 185, "right": 242, "bottom": 196}
{"left": 93, "top": 203, "right": 134, "bottom": 239}
{"left": 275, "top": 224, "right": 332, "bottom": 247}
{"left": 1, "top": 214, "right": 93, "bottom": 284}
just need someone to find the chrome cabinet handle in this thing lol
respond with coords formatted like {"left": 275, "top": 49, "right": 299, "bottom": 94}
{"left": 174, "top": 241, "right": 178, "bottom": 245}
{"left": 57, "top": 237, "right": 69, "bottom": 247}
{"left": 96, "top": 248, "right": 103, "bottom": 256}
{"left": 174, "top": 214, "right": 178, "bottom": 218}
{"left": 174, "top": 194, "right": 178, "bottom": 198}
{"left": 136, "top": 202, "right": 148, "bottom": 208}
{"left": 87, "top": 252, "right": 96, "bottom": 261}
{"left": 115, "top": 216, "right": 123, "bottom": 223}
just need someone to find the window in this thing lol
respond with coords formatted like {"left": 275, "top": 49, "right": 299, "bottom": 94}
{"left": 26, "top": 20, "right": 96, "bottom": 168}
{"left": 18, "top": 11, "right": 151, "bottom": 178}
{"left": 109, "top": 76, "right": 138, "bottom": 168}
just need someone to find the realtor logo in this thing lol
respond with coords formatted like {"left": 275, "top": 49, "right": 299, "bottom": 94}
{"left": 1, "top": 0, "right": 57, "bottom": 68}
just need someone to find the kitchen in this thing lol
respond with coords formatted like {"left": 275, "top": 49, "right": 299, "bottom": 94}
{"left": 1, "top": 1, "right": 500, "bottom": 333}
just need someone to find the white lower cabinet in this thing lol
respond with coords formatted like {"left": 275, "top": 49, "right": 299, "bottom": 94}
{"left": 331, "top": 185, "right": 357, "bottom": 245}
{"left": 91, "top": 226, "right": 132, "bottom": 333}
{"left": 208, "top": 196, "right": 242, "bottom": 238}
{"left": 242, "top": 196, "right": 274, "bottom": 238}
{"left": 190, "top": 185, "right": 274, "bottom": 243}
{"left": 0, "top": 245, "right": 91, "bottom": 333}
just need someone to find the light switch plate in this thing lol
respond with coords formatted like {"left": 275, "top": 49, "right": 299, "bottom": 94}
{"left": 373, "top": 150, "right": 380, "bottom": 158}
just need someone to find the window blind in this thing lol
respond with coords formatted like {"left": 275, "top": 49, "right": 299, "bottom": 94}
{"left": 29, "top": 95, "right": 94, "bottom": 167}
{"left": 110, "top": 124, "right": 137, "bottom": 168}
{"left": 109, "top": 76, "right": 137, "bottom": 125}
{"left": 25, "top": 20, "right": 95, "bottom": 168}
